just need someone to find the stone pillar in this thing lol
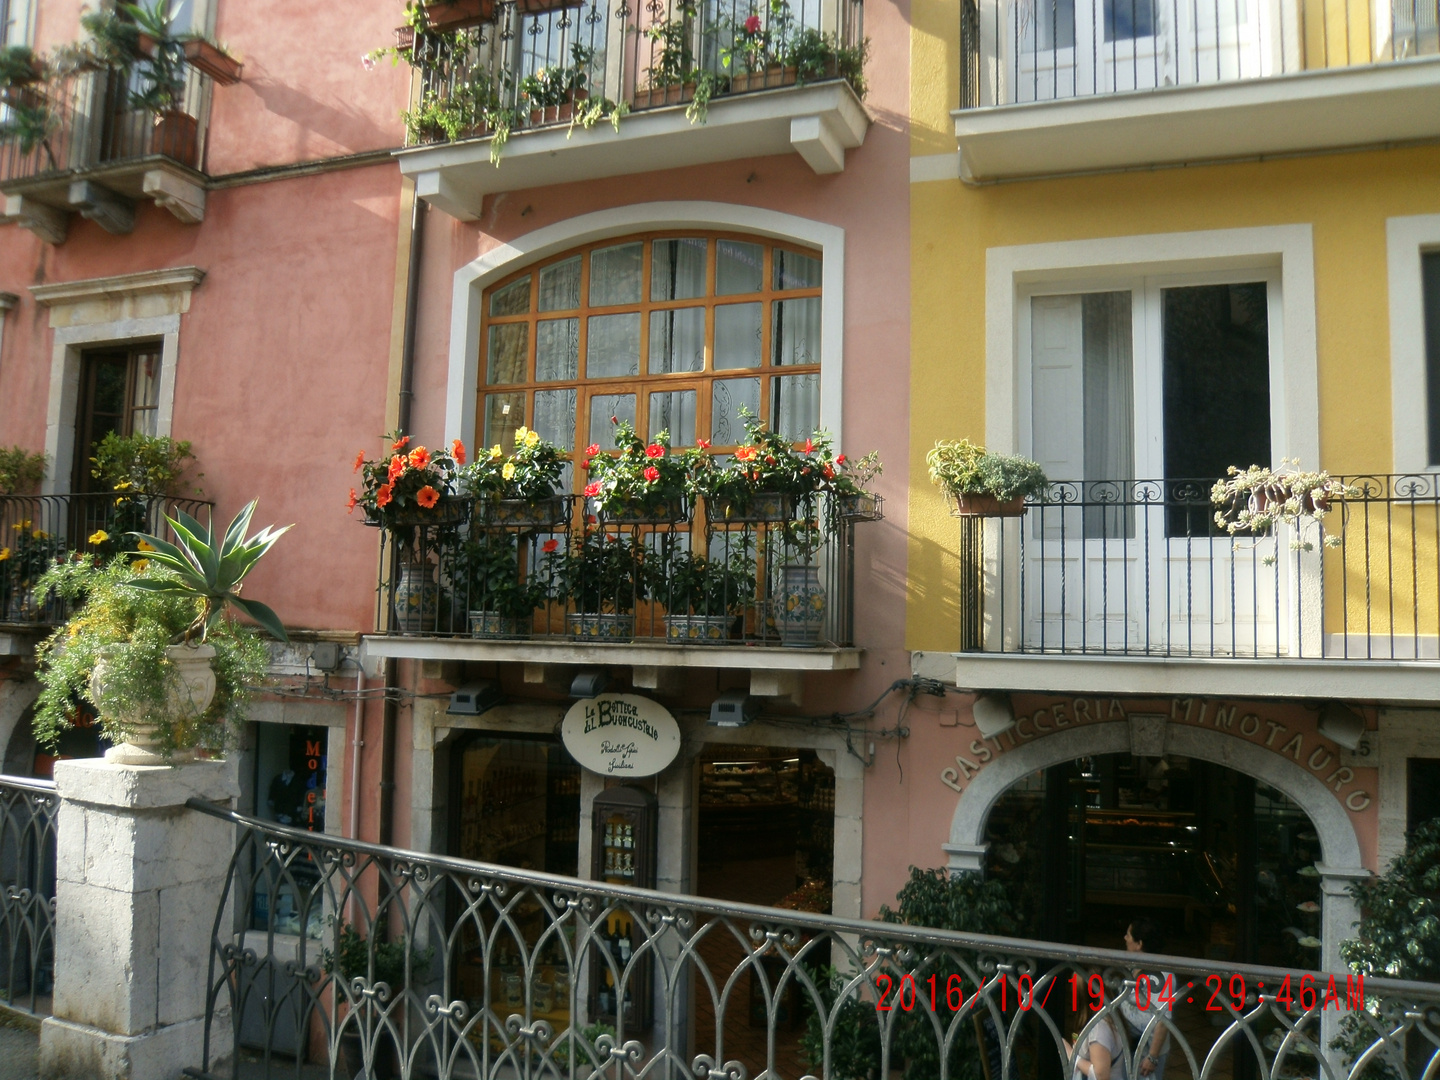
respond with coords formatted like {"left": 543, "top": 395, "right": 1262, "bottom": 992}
{"left": 40, "top": 759, "right": 238, "bottom": 1080}
{"left": 1317, "top": 863, "right": 1368, "bottom": 1076}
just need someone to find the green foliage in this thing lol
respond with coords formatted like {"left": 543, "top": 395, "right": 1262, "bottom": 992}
{"left": 926, "top": 439, "right": 1049, "bottom": 502}
{"left": 642, "top": 4, "right": 696, "bottom": 86}
{"left": 455, "top": 533, "right": 547, "bottom": 620}
{"left": 324, "top": 920, "right": 433, "bottom": 988}
{"left": 460, "top": 425, "right": 566, "bottom": 503}
{"left": 785, "top": 27, "right": 868, "bottom": 95}
{"left": 1341, "top": 817, "right": 1440, "bottom": 981}
{"left": 548, "top": 531, "right": 653, "bottom": 614}
{"left": 0, "top": 45, "right": 42, "bottom": 85}
{"left": 126, "top": 500, "right": 291, "bottom": 643}
{"left": 0, "top": 98, "right": 54, "bottom": 156}
{"left": 353, "top": 432, "right": 462, "bottom": 532}
{"left": 662, "top": 540, "right": 755, "bottom": 616}
{"left": 91, "top": 432, "right": 198, "bottom": 495}
{"left": 519, "top": 43, "right": 593, "bottom": 107}
{"left": 0, "top": 447, "right": 47, "bottom": 495}
{"left": 583, "top": 421, "right": 704, "bottom": 516}
{"left": 403, "top": 67, "right": 511, "bottom": 145}
{"left": 691, "top": 407, "right": 843, "bottom": 504}
{"left": 1210, "top": 458, "right": 1354, "bottom": 552}
{"left": 32, "top": 555, "right": 267, "bottom": 754}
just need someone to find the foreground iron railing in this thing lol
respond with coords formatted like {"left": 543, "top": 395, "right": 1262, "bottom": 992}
{"left": 373, "top": 492, "right": 878, "bottom": 647}
{"left": 0, "top": 58, "right": 216, "bottom": 184}
{"left": 405, "top": 0, "right": 865, "bottom": 146}
{"left": 0, "top": 776, "right": 56, "bottom": 1016}
{"left": 0, "top": 493, "right": 214, "bottom": 627}
{"left": 960, "top": 0, "right": 1438, "bottom": 107}
{"left": 959, "top": 474, "right": 1440, "bottom": 660}
{"left": 186, "top": 800, "right": 1438, "bottom": 1080}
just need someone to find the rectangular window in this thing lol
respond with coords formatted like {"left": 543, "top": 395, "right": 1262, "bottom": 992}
{"left": 1409, "top": 758, "right": 1440, "bottom": 832}
{"left": 250, "top": 723, "right": 328, "bottom": 936}
{"left": 72, "top": 344, "right": 162, "bottom": 493}
{"left": 1424, "top": 251, "right": 1440, "bottom": 466}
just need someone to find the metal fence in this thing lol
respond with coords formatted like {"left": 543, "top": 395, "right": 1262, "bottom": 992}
{"left": 959, "top": 0, "right": 1439, "bottom": 107}
{"left": 185, "top": 799, "right": 1439, "bottom": 1080}
{"left": 0, "top": 493, "right": 214, "bottom": 627}
{"left": 0, "top": 58, "right": 216, "bottom": 183}
{"left": 372, "top": 492, "right": 879, "bottom": 647}
{"left": 405, "top": 0, "right": 865, "bottom": 145}
{"left": 0, "top": 776, "right": 56, "bottom": 1016}
{"left": 957, "top": 474, "right": 1440, "bottom": 660}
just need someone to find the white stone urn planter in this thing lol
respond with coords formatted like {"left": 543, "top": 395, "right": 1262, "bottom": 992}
{"left": 90, "top": 643, "right": 217, "bottom": 765}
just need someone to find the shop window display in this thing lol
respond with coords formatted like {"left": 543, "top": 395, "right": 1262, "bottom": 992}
{"left": 250, "top": 724, "right": 327, "bottom": 937}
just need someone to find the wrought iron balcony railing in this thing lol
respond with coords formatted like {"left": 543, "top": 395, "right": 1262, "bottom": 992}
{"left": 405, "top": 0, "right": 865, "bottom": 147}
{"left": 0, "top": 58, "right": 217, "bottom": 186}
{"left": 960, "top": 0, "right": 1439, "bottom": 107}
{"left": 0, "top": 492, "right": 213, "bottom": 628}
{"left": 185, "top": 797, "right": 1440, "bottom": 1080}
{"left": 0, "top": 776, "right": 56, "bottom": 1017}
{"left": 956, "top": 474, "right": 1440, "bottom": 660}
{"left": 372, "top": 492, "right": 879, "bottom": 648}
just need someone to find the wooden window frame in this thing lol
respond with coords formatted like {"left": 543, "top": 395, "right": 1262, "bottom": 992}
{"left": 479, "top": 230, "right": 823, "bottom": 490}
{"left": 72, "top": 343, "right": 163, "bottom": 493}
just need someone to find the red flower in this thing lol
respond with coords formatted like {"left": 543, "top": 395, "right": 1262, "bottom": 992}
{"left": 585, "top": 443, "right": 601, "bottom": 456}
{"left": 822, "top": 465, "right": 835, "bottom": 479}
{"left": 644, "top": 466, "right": 660, "bottom": 482}
{"left": 744, "top": 13, "right": 762, "bottom": 31}
{"left": 542, "top": 539, "right": 559, "bottom": 553}
{"left": 391, "top": 435, "right": 410, "bottom": 452}
{"left": 408, "top": 446, "right": 431, "bottom": 470}
{"left": 584, "top": 481, "right": 602, "bottom": 497}
{"left": 803, "top": 439, "right": 814, "bottom": 454}
{"left": 697, "top": 438, "right": 711, "bottom": 449}
{"left": 416, "top": 485, "right": 440, "bottom": 509}
{"left": 388, "top": 455, "right": 406, "bottom": 481}
{"left": 352, "top": 451, "right": 366, "bottom": 473}
{"left": 376, "top": 483, "right": 394, "bottom": 508}
{"left": 581, "top": 458, "right": 591, "bottom": 470}
{"left": 645, "top": 444, "right": 665, "bottom": 459}
{"left": 836, "top": 454, "right": 846, "bottom": 464}
{"left": 736, "top": 447, "right": 758, "bottom": 462}
{"left": 610, "top": 415, "right": 618, "bottom": 424}
{"left": 451, "top": 439, "right": 466, "bottom": 465}
{"left": 586, "top": 514, "right": 597, "bottom": 524}
{"left": 346, "top": 488, "right": 358, "bottom": 513}
{"left": 765, "top": 455, "right": 776, "bottom": 464}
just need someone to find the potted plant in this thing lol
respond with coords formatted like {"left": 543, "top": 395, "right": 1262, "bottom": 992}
{"left": 119, "top": 0, "right": 202, "bottom": 166}
{"left": 832, "top": 450, "right": 884, "bottom": 520}
{"left": 661, "top": 541, "right": 755, "bottom": 643}
{"left": 583, "top": 421, "right": 700, "bottom": 524}
{"left": 459, "top": 425, "right": 568, "bottom": 529}
{"left": 352, "top": 434, "right": 469, "bottom": 632}
{"left": 926, "top": 439, "right": 1048, "bottom": 516}
{"left": 720, "top": 0, "right": 868, "bottom": 98}
{"left": 455, "top": 532, "right": 547, "bottom": 637}
{"left": 520, "top": 42, "right": 593, "bottom": 125}
{"left": 31, "top": 500, "right": 285, "bottom": 765}
{"left": 694, "top": 409, "right": 835, "bottom": 523}
{"left": 0, "top": 45, "right": 45, "bottom": 87}
{"left": 637, "top": 4, "right": 698, "bottom": 108}
{"left": 323, "top": 919, "right": 433, "bottom": 1080}
{"left": 550, "top": 531, "right": 653, "bottom": 640}
{"left": 180, "top": 37, "right": 242, "bottom": 85}
{"left": 1, "top": 520, "right": 61, "bottom": 623}
{"left": 1210, "top": 459, "right": 1356, "bottom": 553}
{"left": 90, "top": 431, "right": 199, "bottom": 495}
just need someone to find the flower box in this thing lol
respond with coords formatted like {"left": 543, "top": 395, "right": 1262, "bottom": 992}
{"left": 152, "top": 110, "right": 200, "bottom": 168}
{"left": 421, "top": 0, "right": 497, "bottom": 30}
{"left": 474, "top": 495, "right": 568, "bottom": 530}
{"left": 952, "top": 493, "right": 1026, "bottom": 518}
{"left": 182, "top": 39, "right": 243, "bottom": 86}
{"left": 633, "top": 82, "right": 693, "bottom": 110}
{"left": 707, "top": 492, "right": 794, "bottom": 524}
{"left": 566, "top": 612, "right": 634, "bottom": 641}
{"left": 386, "top": 496, "right": 473, "bottom": 528}
{"left": 469, "top": 611, "right": 526, "bottom": 638}
{"left": 663, "top": 613, "right": 739, "bottom": 645}
{"left": 838, "top": 492, "right": 883, "bottom": 521}
{"left": 597, "top": 498, "right": 689, "bottom": 525}
{"left": 527, "top": 89, "right": 588, "bottom": 127}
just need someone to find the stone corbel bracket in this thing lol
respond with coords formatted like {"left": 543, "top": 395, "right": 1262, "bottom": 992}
{"left": 4, "top": 168, "right": 208, "bottom": 244}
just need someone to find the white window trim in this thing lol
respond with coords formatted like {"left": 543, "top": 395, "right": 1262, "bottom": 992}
{"left": 30, "top": 266, "right": 204, "bottom": 495}
{"left": 1387, "top": 214, "right": 1440, "bottom": 474}
{"left": 986, "top": 225, "right": 1318, "bottom": 466}
{"left": 446, "top": 202, "right": 845, "bottom": 453}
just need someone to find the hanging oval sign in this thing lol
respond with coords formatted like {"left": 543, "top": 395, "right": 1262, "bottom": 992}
{"left": 561, "top": 693, "right": 682, "bottom": 777}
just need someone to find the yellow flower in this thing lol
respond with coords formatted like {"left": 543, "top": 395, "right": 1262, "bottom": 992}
{"left": 131, "top": 559, "right": 148, "bottom": 573}
{"left": 115, "top": 480, "right": 131, "bottom": 490}
{"left": 136, "top": 539, "right": 155, "bottom": 552}
{"left": 0, "top": 548, "right": 9, "bottom": 561}
{"left": 12, "top": 519, "right": 29, "bottom": 531}
{"left": 88, "top": 530, "right": 109, "bottom": 545}
{"left": 524, "top": 429, "right": 541, "bottom": 448}
{"left": 516, "top": 425, "right": 531, "bottom": 442}
{"left": 32, "top": 529, "right": 47, "bottom": 540}
{"left": 490, "top": 445, "right": 502, "bottom": 460}
{"left": 502, "top": 462, "right": 516, "bottom": 480}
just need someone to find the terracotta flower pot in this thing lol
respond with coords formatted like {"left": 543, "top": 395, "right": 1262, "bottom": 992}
{"left": 182, "top": 39, "right": 243, "bottom": 85}
{"left": 527, "top": 89, "right": 588, "bottom": 127}
{"left": 153, "top": 110, "right": 200, "bottom": 168}
{"left": 953, "top": 493, "right": 1026, "bottom": 517}
{"left": 633, "top": 82, "right": 694, "bottom": 109}
{"left": 421, "top": 0, "right": 498, "bottom": 30}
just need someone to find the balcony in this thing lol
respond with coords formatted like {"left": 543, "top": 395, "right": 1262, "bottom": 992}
{"left": 394, "top": 0, "right": 869, "bottom": 218}
{"left": 911, "top": 476, "right": 1440, "bottom": 700}
{"left": 0, "top": 492, "right": 212, "bottom": 640}
{"left": 0, "top": 57, "right": 222, "bottom": 240}
{"left": 361, "top": 492, "right": 877, "bottom": 692}
{"left": 952, "top": 0, "right": 1440, "bottom": 179}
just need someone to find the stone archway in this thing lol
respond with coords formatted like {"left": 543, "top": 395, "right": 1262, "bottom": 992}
{"left": 942, "top": 721, "right": 1367, "bottom": 975}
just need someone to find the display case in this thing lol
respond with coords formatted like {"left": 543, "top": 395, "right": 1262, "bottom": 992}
{"left": 590, "top": 785, "right": 657, "bottom": 1030}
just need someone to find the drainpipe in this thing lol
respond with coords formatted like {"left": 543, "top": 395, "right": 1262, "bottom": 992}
{"left": 348, "top": 663, "right": 365, "bottom": 840}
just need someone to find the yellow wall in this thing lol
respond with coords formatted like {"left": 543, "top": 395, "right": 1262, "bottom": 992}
{"left": 905, "top": 39, "right": 1440, "bottom": 649}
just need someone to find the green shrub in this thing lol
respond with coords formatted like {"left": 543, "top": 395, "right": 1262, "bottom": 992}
{"left": 90, "top": 432, "right": 198, "bottom": 495}
{"left": 0, "top": 447, "right": 47, "bottom": 495}
{"left": 926, "top": 439, "right": 1048, "bottom": 502}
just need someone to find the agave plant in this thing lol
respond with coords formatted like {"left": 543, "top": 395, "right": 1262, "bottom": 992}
{"left": 125, "top": 499, "right": 291, "bottom": 643}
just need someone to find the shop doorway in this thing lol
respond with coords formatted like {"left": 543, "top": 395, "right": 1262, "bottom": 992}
{"left": 695, "top": 746, "right": 836, "bottom": 1077}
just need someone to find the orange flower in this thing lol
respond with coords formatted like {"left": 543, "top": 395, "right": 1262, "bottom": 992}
{"left": 387, "top": 455, "right": 407, "bottom": 481}
{"left": 408, "top": 446, "right": 431, "bottom": 470}
{"left": 346, "top": 488, "right": 358, "bottom": 513}
{"left": 643, "top": 466, "right": 660, "bottom": 482}
{"left": 645, "top": 444, "right": 665, "bottom": 459}
{"left": 391, "top": 435, "right": 410, "bottom": 452}
{"left": 376, "top": 483, "right": 394, "bottom": 508}
{"left": 352, "top": 451, "right": 366, "bottom": 473}
{"left": 451, "top": 439, "right": 466, "bottom": 465}
{"left": 584, "top": 482, "right": 602, "bottom": 497}
{"left": 735, "top": 447, "right": 758, "bottom": 462}
{"left": 542, "top": 539, "right": 559, "bottom": 553}
{"left": 416, "top": 485, "right": 440, "bottom": 509}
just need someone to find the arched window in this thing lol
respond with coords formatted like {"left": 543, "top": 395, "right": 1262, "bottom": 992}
{"left": 480, "top": 232, "right": 822, "bottom": 486}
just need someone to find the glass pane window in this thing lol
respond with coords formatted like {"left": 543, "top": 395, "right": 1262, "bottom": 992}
{"left": 488, "top": 323, "right": 529, "bottom": 385}
{"left": 490, "top": 276, "right": 532, "bottom": 316}
{"left": 775, "top": 249, "right": 822, "bottom": 290}
{"left": 649, "top": 308, "right": 706, "bottom": 374}
{"left": 590, "top": 243, "right": 644, "bottom": 306}
{"left": 536, "top": 318, "right": 580, "bottom": 382}
{"left": 651, "top": 238, "right": 707, "bottom": 301}
{"left": 714, "top": 303, "right": 762, "bottom": 370}
{"left": 716, "top": 240, "right": 764, "bottom": 295}
{"left": 539, "top": 256, "right": 582, "bottom": 312}
{"left": 587, "top": 313, "right": 641, "bottom": 378}
{"left": 771, "top": 374, "right": 819, "bottom": 441}
{"left": 772, "top": 297, "right": 821, "bottom": 366}
{"left": 485, "top": 392, "right": 526, "bottom": 451}
{"left": 534, "top": 388, "right": 577, "bottom": 450}
{"left": 589, "top": 393, "right": 637, "bottom": 446}
{"left": 711, "top": 377, "right": 761, "bottom": 445}
{"left": 649, "top": 390, "right": 697, "bottom": 446}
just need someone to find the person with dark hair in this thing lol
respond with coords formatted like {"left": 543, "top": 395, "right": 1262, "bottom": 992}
{"left": 1119, "top": 919, "right": 1173, "bottom": 1078}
